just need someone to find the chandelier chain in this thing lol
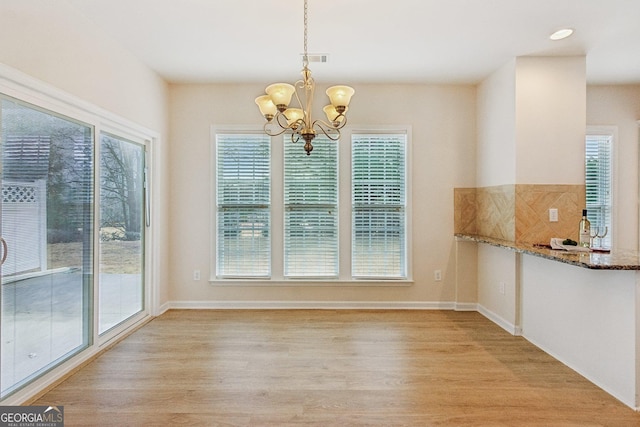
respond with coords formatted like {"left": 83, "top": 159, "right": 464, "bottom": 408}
{"left": 303, "top": 0, "right": 308, "bottom": 66}
{"left": 255, "top": 0, "right": 354, "bottom": 155}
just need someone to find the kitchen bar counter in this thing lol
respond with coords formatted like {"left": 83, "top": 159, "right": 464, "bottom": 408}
{"left": 455, "top": 233, "right": 640, "bottom": 270}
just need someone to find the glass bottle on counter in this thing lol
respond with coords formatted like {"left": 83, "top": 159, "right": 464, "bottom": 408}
{"left": 579, "top": 209, "right": 591, "bottom": 248}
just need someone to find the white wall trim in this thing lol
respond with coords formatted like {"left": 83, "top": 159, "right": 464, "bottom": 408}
{"left": 158, "top": 301, "right": 172, "bottom": 316}
{"left": 0, "top": 63, "right": 157, "bottom": 139}
{"left": 164, "top": 300, "right": 456, "bottom": 310}
{"left": 208, "top": 279, "right": 414, "bottom": 287}
{"left": 454, "top": 302, "right": 478, "bottom": 311}
{"left": 477, "top": 304, "right": 520, "bottom": 335}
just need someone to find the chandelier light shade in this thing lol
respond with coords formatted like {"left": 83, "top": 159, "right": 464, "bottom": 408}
{"left": 255, "top": 0, "right": 354, "bottom": 155}
{"left": 265, "top": 83, "right": 295, "bottom": 109}
{"left": 326, "top": 86, "right": 355, "bottom": 111}
{"left": 323, "top": 105, "right": 347, "bottom": 124}
{"left": 254, "top": 95, "right": 277, "bottom": 121}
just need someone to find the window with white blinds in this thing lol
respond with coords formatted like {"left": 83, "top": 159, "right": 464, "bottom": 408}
{"left": 213, "top": 127, "right": 410, "bottom": 282}
{"left": 284, "top": 136, "right": 338, "bottom": 278}
{"left": 216, "top": 133, "right": 271, "bottom": 277}
{"left": 585, "top": 133, "right": 612, "bottom": 248}
{"left": 352, "top": 133, "right": 407, "bottom": 278}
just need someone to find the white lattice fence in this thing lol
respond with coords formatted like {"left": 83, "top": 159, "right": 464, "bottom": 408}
{"left": 2, "top": 180, "right": 46, "bottom": 276}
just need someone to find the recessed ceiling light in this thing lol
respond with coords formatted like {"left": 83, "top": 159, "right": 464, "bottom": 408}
{"left": 549, "top": 28, "right": 574, "bottom": 41}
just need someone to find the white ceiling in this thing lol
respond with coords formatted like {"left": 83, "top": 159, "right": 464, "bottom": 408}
{"left": 64, "top": 0, "right": 640, "bottom": 85}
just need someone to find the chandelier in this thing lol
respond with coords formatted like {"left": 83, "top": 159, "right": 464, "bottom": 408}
{"left": 255, "top": 0, "right": 355, "bottom": 155}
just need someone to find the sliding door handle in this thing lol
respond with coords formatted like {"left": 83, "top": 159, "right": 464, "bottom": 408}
{"left": 0, "top": 237, "right": 7, "bottom": 265}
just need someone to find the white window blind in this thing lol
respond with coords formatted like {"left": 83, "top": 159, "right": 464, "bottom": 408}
{"left": 216, "top": 133, "right": 270, "bottom": 277}
{"left": 352, "top": 133, "right": 406, "bottom": 278}
{"left": 585, "top": 134, "right": 612, "bottom": 248}
{"left": 284, "top": 136, "right": 338, "bottom": 278}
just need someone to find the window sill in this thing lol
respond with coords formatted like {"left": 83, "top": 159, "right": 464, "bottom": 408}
{"left": 208, "top": 279, "right": 414, "bottom": 287}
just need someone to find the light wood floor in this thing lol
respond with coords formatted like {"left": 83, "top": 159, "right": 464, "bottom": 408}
{"left": 34, "top": 310, "right": 640, "bottom": 426}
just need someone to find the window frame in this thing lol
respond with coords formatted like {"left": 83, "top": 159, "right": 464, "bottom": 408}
{"left": 284, "top": 134, "right": 339, "bottom": 279}
{"left": 585, "top": 125, "right": 616, "bottom": 250}
{"left": 210, "top": 125, "right": 413, "bottom": 285}
{"left": 351, "top": 131, "right": 408, "bottom": 279}
{"left": 214, "top": 130, "right": 272, "bottom": 279}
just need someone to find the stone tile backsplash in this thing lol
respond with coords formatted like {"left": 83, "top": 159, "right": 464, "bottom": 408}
{"left": 455, "top": 184, "right": 585, "bottom": 244}
{"left": 477, "top": 185, "right": 515, "bottom": 242}
{"left": 453, "top": 188, "right": 477, "bottom": 236}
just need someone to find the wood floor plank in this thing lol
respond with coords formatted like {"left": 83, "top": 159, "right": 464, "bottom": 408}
{"left": 33, "top": 310, "right": 640, "bottom": 426}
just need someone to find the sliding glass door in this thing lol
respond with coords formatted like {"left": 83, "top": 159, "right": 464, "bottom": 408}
{"left": 98, "top": 133, "right": 145, "bottom": 334}
{"left": 0, "top": 97, "right": 93, "bottom": 398}
{"left": 0, "top": 94, "right": 150, "bottom": 400}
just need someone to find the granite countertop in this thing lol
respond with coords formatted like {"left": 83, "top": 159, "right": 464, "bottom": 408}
{"left": 455, "top": 233, "right": 640, "bottom": 270}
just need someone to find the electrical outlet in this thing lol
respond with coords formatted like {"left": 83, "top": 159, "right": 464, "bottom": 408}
{"left": 434, "top": 270, "right": 442, "bottom": 281}
{"left": 549, "top": 208, "right": 558, "bottom": 222}
{"left": 193, "top": 270, "right": 201, "bottom": 281}
{"left": 499, "top": 282, "right": 506, "bottom": 295}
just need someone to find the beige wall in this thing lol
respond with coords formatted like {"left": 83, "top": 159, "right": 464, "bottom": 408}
{"left": 477, "top": 56, "right": 586, "bottom": 187}
{"left": 474, "top": 57, "right": 586, "bottom": 324}
{"left": 515, "top": 57, "right": 586, "bottom": 185}
{"left": 0, "top": 0, "right": 171, "bottom": 307}
{"left": 477, "top": 244, "right": 517, "bottom": 327}
{"left": 587, "top": 85, "right": 640, "bottom": 251}
{"left": 477, "top": 60, "right": 516, "bottom": 187}
{"left": 166, "top": 80, "right": 639, "bottom": 307}
{"left": 2, "top": 2, "right": 638, "bottom": 308}
{"left": 0, "top": 1, "right": 167, "bottom": 131}
{"left": 168, "top": 84, "right": 477, "bottom": 305}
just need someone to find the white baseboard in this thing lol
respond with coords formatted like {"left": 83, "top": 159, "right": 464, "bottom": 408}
{"left": 454, "top": 302, "right": 478, "bottom": 311}
{"left": 165, "top": 300, "right": 457, "bottom": 310}
{"left": 477, "top": 304, "right": 520, "bottom": 336}
{"left": 157, "top": 301, "right": 172, "bottom": 315}
{"left": 162, "top": 301, "right": 520, "bottom": 336}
